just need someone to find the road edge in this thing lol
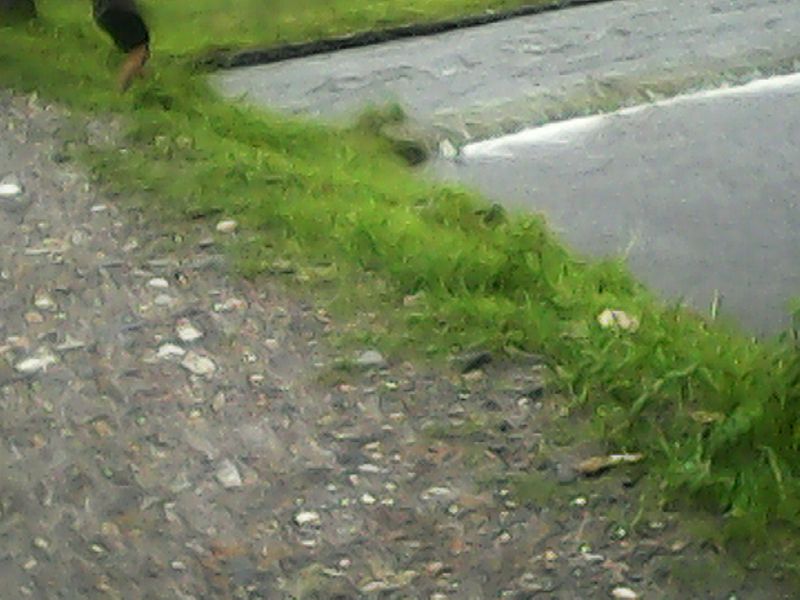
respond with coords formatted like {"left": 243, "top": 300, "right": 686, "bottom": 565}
{"left": 198, "top": 0, "right": 619, "bottom": 69}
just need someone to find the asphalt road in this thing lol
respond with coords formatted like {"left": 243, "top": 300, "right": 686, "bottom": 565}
{"left": 437, "top": 76, "right": 800, "bottom": 336}
{"left": 216, "top": 0, "right": 800, "bottom": 141}
{"left": 214, "top": 0, "right": 800, "bottom": 336}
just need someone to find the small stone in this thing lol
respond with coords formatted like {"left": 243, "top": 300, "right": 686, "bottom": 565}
{"left": 176, "top": 319, "right": 203, "bottom": 342}
{"left": 356, "top": 350, "right": 385, "bottom": 368}
{"left": 543, "top": 549, "right": 558, "bottom": 562}
{"left": 198, "top": 237, "right": 215, "bottom": 248}
{"left": 431, "top": 594, "right": 448, "bottom": 600}
{"left": 0, "top": 181, "right": 22, "bottom": 197}
{"left": 426, "top": 561, "right": 446, "bottom": 577}
{"left": 211, "top": 392, "right": 226, "bottom": 412}
{"left": 33, "top": 291, "right": 56, "bottom": 311}
{"left": 216, "top": 460, "right": 243, "bottom": 489}
{"left": 171, "top": 561, "right": 187, "bottom": 571}
{"left": 570, "top": 496, "right": 588, "bottom": 507}
{"left": 338, "top": 558, "right": 352, "bottom": 569}
{"left": 158, "top": 343, "right": 186, "bottom": 359}
{"left": 154, "top": 294, "right": 175, "bottom": 307}
{"left": 148, "top": 277, "right": 169, "bottom": 289}
{"left": 23, "top": 558, "right": 37, "bottom": 571}
{"left": 597, "top": 309, "right": 639, "bottom": 332}
{"left": 33, "top": 537, "right": 49, "bottom": 550}
{"left": 90, "top": 204, "right": 108, "bottom": 213}
{"left": 358, "top": 464, "right": 382, "bottom": 474}
{"left": 24, "top": 311, "right": 44, "bottom": 324}
{"left": 181, "top": 352, "right": 216, "bottom": 376}
{"left": 55, "top": 335, "right": 85, "bottom": 352}
{"left": 294, "top": 511, "right": 321, "bottom": 527}
{"left": 611, "top": 587, "right": 639, "bottom": 599}
{"left": 421, "top": 486, "right": 453, "bottom": 500}
{"left": 15, "top": 350, "right": 57, "bottom": 374}
{"left": 360, "top": 493, "right": 377, "bottom": 505}
{"left": 216, "top": 219, "right": 238, "bottom": 234}
{"left": 360, "top": 581, "right": 388, "bottom": 593}
{"left": 497, "top": 531, "right": 512, "bottom": 544}
{"left": 213, "top": 298, "right": 247, "bottom": 313}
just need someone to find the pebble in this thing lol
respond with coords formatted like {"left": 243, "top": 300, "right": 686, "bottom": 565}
{"left": 176, "top": 319, "right": 203, "bottom": 342}
{"left": 597, "top": 309, "right": 639, "bottom": 332}
{"left": 33, "top": 291, "right": 56, "bottom": 311}
{"left": 0, "top": 181, "right": 22, "bottom": 197}
{"left": 421, "top": 486, "right": 453, "bottom": 500}
{"left": 358, "top": 463, "right": 382, "bottom": 474}
{"left": 360, "top": 493, "right": 377, "bottom": 505}
{"left": 90, "top": 204, "right": 108, "bottom": 213}
{"left": 154, "top": 294, "right": 175, "bottom": 307}
{"left": 215, "top": 460, "right": 243, "bottom": 489}
{"left": 211, "top": 392, "right": 226, "bottom": 412}
{"left": 33, "top": 537, "right": 49, "bottom": 550}
{"left": 15, "top": 351, "right": 57, "bottom": 374}
{"left": 23, "top": 558, "right": 37, "bottom": 571}
{"left": 148, "top": 277, "right": 170, "bottom": 289}
{"left": 181, "top": 352, "right": 216, "bottom": 376}
{"left": 294, "top": 511, "right": 321, "bottom": 527}
{"left": 24, "top": 311, "right": 44, "bottom": 324}
{"left": 171, "top": 560, "right": 187, "bottom": 571}
{"left": 213, "top": 298, "right": 246, "bottom": 313}
{"left": 216, "top": 219, "right": 238, "bottom": 234}
{"left": 356, "top": 350, "right": 386, "bottom": 368}
{"left": 361, "top": 581, "right": 388, "bottom": 593}
{"left": 158, "top": 343, "right": 186, "bottom": 359}
{"left": 611, "top": 588, "right": 639, "bottom": 599}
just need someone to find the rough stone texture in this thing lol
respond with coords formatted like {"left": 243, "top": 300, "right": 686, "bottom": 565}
{"left": 215, "top": 0, "right": 800, "bottom": 140}
{"left": 0, "top": 91, "right": 794, "bottom": 597}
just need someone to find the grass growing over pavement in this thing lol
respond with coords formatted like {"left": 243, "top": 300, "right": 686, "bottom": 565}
{"left": 3, "top": 0, "right": 800, "bottom": 574}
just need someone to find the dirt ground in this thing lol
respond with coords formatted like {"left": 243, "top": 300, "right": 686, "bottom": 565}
{"left": 0, "top": 90, "right": 793, "bottom": 599}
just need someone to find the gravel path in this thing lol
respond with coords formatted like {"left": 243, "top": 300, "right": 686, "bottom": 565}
{"left": 215, "top": 0, "right": 800, "bottom": 141}
{"left": 0, "top": 91, "right": 794, "bottom": 598}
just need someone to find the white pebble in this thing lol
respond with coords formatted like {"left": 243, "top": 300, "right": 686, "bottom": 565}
{"left": 0, "top": 182, "right": 22, "bottom": 197}
{"left": 360, "top": 493, "right": 377, "bottom": 505}
{"left": 216, "top": 219, "right": 238, "bottom": 234}
{"left": 181, "top": 352, "right": 216, "bottom": 376}
{"left": 176, "top": 320, "right": 203, "bottom": 342}
{"left": 215, "top": 460, "right": 242, "bottom": 489}
{"left": 294, "top": 511, "right": 321, "bottom": 527}
{"left": 154, "top": 294, "right": 175, "bottom": 307}
{"left": 15, "top": 352, "right": 57, "bottom": 374}
{"left": 33, "top": 292, "right": 56, "bottom": 311}
{"left": 157, "top": 343, "right": 186, "bottom": 359}
{"left": 612, "top": 588, "right": 639, "bottom": 599}
{"left": 148, "top": 277, "right": 169, "bottom": 289}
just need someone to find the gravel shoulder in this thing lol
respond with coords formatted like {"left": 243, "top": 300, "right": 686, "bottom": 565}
{"left": 0, "top": 91, "right": 793, "bottom": 599}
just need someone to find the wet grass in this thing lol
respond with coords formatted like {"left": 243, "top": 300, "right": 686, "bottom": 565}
{"left": 2, "top": 0, "right": 800, "bottom": 581}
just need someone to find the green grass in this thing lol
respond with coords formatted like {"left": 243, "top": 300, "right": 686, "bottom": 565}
{"left": 3, "top": 0, "right": 800, "bottom": 577}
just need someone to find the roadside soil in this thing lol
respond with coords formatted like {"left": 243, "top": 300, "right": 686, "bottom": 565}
{"left": 0, "top": 90, "right": 793, "bottom": 599}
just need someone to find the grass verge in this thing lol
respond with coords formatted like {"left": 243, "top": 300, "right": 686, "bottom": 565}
{"left": 3, "top": 0, "right": 800, "bottom": 576}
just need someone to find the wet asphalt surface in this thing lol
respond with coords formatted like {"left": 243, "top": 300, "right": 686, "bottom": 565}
{"left": 215, "top": 0, "right": 800, "bottom": 139}
{"left": 215, "top": 0, "right": 800, "bottom": 336}
{"left": 436, "top": 78, "right": 800, "bottom": 336}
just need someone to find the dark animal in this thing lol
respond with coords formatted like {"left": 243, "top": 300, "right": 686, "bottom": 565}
{"left": 92, "top": 0, "right": 150, "bottom": 91}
